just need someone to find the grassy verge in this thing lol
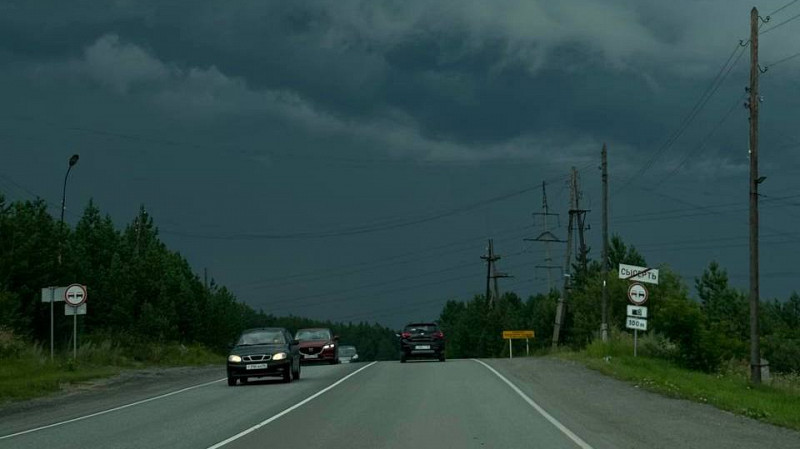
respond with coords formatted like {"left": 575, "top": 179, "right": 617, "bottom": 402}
{"left": 0, "top": 338, "right": 223, "bottom": 404}
{"left": 554, "top": 335, "right": 800, "bottom": 431}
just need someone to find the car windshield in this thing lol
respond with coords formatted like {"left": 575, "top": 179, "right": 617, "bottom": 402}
{"left": 339, "top": 346, "right": 356, "bottom": 356}
{"left": 236, "top": 330, "right": 285, "bottom": 346}
{"left": 405, "top": 324, "right": 438, "bottom": 333}
{"left": 295, "top": 329, "right": 331, "bottom": 341}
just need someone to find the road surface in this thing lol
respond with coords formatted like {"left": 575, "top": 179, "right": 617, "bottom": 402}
{"left": 1, "top": 358, "right": 798, "bottom": 448}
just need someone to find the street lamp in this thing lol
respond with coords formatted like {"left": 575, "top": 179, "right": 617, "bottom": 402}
{"left": 52, "top": 154, "right": 79, "bottom": 360}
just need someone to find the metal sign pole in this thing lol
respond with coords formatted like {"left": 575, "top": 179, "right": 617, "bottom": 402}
{"left": 526, "top": 338, "right": 530, "bottom": 356}
{"left": 509, "top": 339, "right": 513, "bottom": 359}
{"left": 634, "top": 329, "right": 638, "bottom": 357}
{"left": 73, "top": 310, "right": 77, "bottom": 360}
{"left": 49, "top": 287, "right": 54, "bottom": 361}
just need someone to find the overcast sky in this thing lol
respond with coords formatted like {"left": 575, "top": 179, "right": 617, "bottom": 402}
{"left": 2, "top": 1, "right": 800, "bottom": 329}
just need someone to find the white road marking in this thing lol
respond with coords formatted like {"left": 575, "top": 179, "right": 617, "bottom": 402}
{"left": 473, "top": 359, "right": 595, "bottom": 449}
{"left": 206, "top": 361, "right": 377, "bottom": 449}
{"left": 0, "top": 377, "right": 226, "bottom": 441}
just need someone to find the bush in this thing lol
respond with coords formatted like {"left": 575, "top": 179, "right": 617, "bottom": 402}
{"left": 0, "top": 327, "right": 28, "bottom": 359}
{"left": 763, "top": 335, "right": 800, "bottom": 374}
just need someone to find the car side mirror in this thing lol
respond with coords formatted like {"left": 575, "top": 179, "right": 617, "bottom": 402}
{"left": 334, "top": 335, "right": 340, "bottom": 341}
{"left": 395, "top": 333, "right": 401, "bottom": 338}
{"left": 292, "top": 339, "right": 300, "bottom": 345}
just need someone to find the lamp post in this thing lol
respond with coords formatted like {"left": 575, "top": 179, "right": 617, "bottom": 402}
{"left": 52, "top": 154, "right": 79, "bottom": 360}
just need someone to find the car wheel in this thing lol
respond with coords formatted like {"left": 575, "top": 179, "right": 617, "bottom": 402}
{"left": 400, "top": 354, "right": 407, "bottom": 363}
{"left": 292, "top": 360, "right": 301, "bottom": 380}
{"left": 227, "top": 376, "right": 236, "bottom": 386}
{"left": 439, "top": 353, "right": 446, "bottom": 362}
{"left": 282, "top": 367, "right": 292, "bottom": 383}
{"left": 240, "top": 377, "right": 248, "bottom": 384}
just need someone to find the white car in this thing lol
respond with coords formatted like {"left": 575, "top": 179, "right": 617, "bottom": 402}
{"left": 337, "top": 345, "right": 359, "bottom": 363}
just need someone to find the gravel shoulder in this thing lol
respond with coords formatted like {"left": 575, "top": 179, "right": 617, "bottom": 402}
{"left": 485, "top": 357, "right": 800, "bottom": 449}
{"left": 0, "top": 365, "right": 226, "bottom": 433}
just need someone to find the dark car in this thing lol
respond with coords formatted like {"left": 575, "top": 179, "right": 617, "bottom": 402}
{"left": 295, "top": 328, "right": 339, "bottom": 364}
{"left": 398, "top": 322, "right": 445, "bottom": 363}
{"left": 226, "top": 327, "right": 301, "bottom": 386}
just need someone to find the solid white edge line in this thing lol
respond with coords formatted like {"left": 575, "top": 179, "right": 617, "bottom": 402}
{"left": 205, "top": 361, "right": 378, "bottom": 449}
{"left": 0, "top": 377, "right": 226, "bottom": 441}
{"left": 472, "top": 359, "right": 594, "bottom": 449}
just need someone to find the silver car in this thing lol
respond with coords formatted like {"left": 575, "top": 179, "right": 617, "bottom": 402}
{"left": 337, "top": 345, "right": 359, "bottom": 363}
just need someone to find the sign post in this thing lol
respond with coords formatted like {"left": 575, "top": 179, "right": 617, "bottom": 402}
{"left": 621, "top": 265, "right": 656, "bottom": 357}
{"left": 41, "top": 286, "right": 67, "bottom": 361}
{"left": 502, "top": 330, "right": 535, "bottom": 359}
{"left": 64, "top": 284, "right": 88, "bottom": 359}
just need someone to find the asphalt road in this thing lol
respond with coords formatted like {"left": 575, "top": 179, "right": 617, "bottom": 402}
{"left": 1, "top": 358, "right": 798, "bottom": 449}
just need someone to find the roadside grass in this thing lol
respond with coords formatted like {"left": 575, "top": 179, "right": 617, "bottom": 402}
{"left": 0, "top": 334, "right": 223, "bottom": 404}
{"left": 554, "top": 334, "right": 800, "bottom": 430}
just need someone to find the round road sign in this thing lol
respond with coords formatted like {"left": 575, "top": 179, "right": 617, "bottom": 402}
{"left": 627, "top": 282, "right": 648, "bottom": 305}
{"left": 64, "top": 284, "right": 87, "bottom": 307}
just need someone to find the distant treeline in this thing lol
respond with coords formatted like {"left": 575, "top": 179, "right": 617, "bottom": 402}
{"left": 0, "top": 195, "right": 396, "bottom": 361}
{"left": 438, "top": 236, "right": 800, "bottom": 373}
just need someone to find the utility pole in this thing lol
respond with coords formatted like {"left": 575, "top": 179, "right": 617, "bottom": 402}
{"left": 748, "top": 6, "right": 762, "bottom": 385}
{"left": 204, "top": 268, "right": 209, "bottom": 290}
{"left": 481, "top": 239, "right": 511, "bottom": 306}
{"left": 481, "top": 239, "right": 499, "bottom": 305}
{"left": 525, "top": 181, "right": 564, "bottom": 291}
{"left": 552, "top": 168, "right": 577, "bottom": 348}
{"left": 601, "top": 144, "right": 610, "bottom": 342}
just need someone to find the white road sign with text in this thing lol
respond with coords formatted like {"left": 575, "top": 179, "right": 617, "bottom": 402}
{"left": 626, "top": 317, "right": 648, "bottom": 331}
{"left": 618, "top": 263, "right": 659, "bottom": 284}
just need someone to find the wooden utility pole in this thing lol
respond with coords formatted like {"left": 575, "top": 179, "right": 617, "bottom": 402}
{"left": 552, "top": 168, "right": 577, "bottom": 348}
{"left": 601, "top": 144, "right": 609, "bottom": 342}
{"left": 748, "top": 6, "right": 761, "bottom": 384}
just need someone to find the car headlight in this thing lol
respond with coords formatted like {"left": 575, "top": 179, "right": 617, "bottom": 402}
{"left": 272, "top": 352, "right": 287, "bottom": 361}
{"left": 323, "top": 344, "right": 335, "bottom": 349}
{"left": 228, "top": 355, "right": 242, "bottom": 363}
{"left": 352, "top": 354, "right": 358, "bottom": 359}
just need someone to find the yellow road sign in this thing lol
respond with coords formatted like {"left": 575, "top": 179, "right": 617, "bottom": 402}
{"left": 502, "top": 330, "right": 534, "bottom": 339}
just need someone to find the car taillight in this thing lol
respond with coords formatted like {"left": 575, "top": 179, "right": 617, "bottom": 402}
{"left": 434, "top": 331, "right": 444, "bottom": 339}
{"left": 401, "top": 332, "right": 411, "bottom": 339}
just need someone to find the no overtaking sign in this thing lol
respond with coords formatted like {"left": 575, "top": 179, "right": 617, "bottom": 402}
{"left": 64, "top": 284, "right": 87, "bottom": 306}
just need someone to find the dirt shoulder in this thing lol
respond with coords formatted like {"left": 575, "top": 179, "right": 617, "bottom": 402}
{"left": 485, "top": 357, "right": 800, "bottom": 449}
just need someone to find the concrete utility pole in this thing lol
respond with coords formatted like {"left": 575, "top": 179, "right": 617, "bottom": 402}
{"left": 748, "top": 6, "right": 762, "bottom": 384}
{"left": 552, "top": 168, "right": 578, "bottom": 348}
{"left": 601, "top": 144, "right": 610, "bottom": 342}
{"left": 525, "top": 181, "right": 564, "bottom": 291}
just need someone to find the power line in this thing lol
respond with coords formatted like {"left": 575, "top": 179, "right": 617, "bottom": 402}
{"left": 760, "top": 10, "right": 800, "bottom": 35}
{"left": 764, "top": 50, "right": 800, "bottom": 69}
{"left": 768, "top": 0, "right": 800, "bottom": 16}
{"left": 653, "top": 93, "right": 747, "bottom": 187}
{"left": 614, "top": 42, "right": 748, "bottom": 192}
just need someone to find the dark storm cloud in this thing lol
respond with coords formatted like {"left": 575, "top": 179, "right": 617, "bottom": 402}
{"left": 3, "top": 0, "right": 800, "bottom": 326}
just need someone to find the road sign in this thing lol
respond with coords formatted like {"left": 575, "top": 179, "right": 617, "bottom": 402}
{"left": 41, "top": 287, "right": 67, "bottom": 303}
{"left": 618, "top": 263, "right": 659, "bottom": 285}
{"left": 65, "top": 304, "right": 87, "bottom": 315}
{"left": 627, "top": 283, "right": 649, "bottom": 305}
{"left": 626, "top": 317, "right": 648, "bottom": 331}
{"left": 502, "top": 330, "right": 535, "bottom": 339}
{"left": 627, "top": 305, "right": 648, "bottom": 318}
{"left": 64, "top": 284, "right": 87, "bottom": 307}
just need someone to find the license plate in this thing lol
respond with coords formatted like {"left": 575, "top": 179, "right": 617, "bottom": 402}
{"left": 303, "top": 354, "right": 319, "bottom": 359}
{"left": 415, "top": 345, "right": 431, "bottom": 350}
{"left": 246, "top": 363, "right": 269, "bottom": 370}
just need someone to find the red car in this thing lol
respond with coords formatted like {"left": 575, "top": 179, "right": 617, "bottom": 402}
{"left": 295, "top": 328, "right": 339, "bottom": 364}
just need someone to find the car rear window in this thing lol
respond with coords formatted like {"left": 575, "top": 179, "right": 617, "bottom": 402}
{"left": 295, "top": 329, "right": 332, "bottom": 340}
{"left": 237, "top": 330, "right": 285, "bottom": 345}
{"left": 404, "top": 324, "right": 438, "bottom": 332}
